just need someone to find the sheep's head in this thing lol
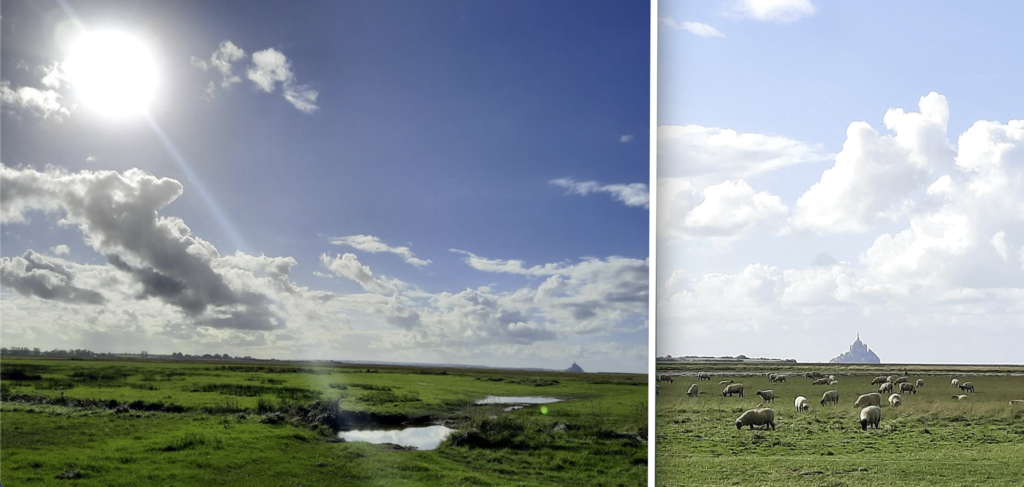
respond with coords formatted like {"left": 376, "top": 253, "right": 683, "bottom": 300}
{"left": 734, "top": 420, "right": 743, "bottom": 430}
{"left": 860, "top": 419, "right": 868, "bottom": 431}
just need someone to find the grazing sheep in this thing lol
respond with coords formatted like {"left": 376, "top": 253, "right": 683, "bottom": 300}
{"left": 658, "top": 374, "right": 674, "bottom": 383}
{"left": 1009, "top": 400, "right": 1024, "bottom": 406}
{"left": 950, "top": 378, "right": 959, "bottom": 388}
{"left": 899, "top": 382, "right": 917, "bottom": 395}
{"left": 805, "top": 372, "right": 815, "bottom": 379}
{"left": 755, "top": 389, "right": 775, "bottom": 404}
{"left": 820, "top": 390, "right": 840, "bottom": 406}
{"left": 720, "top": 380, "right": 734, "bottom": 385}
{"left": 853, "top": 392, "right": 882, "bottom": 409}
{"left": 888, "top": 393, "right": 902, "bottom": 407}
{"left": 735, "top": 408, "right": 776, "bottom": 430}
{"left": 886, "top": 375, "right": 895, "bottom": 383}
{"left": 697, "top": 372, "right": 711, "bottom": 381}
{"left": 686, "top": 384, "right": 698, "bottom": 397}
{"left": 812, "top": 378, "right": 829, "bottom": 385}
{"left": 828, "top": 375, "right": 836, "bottom": 382}
{"left": 915, "top": 379, "right": 924, "bottom": 388}
{"left": 795, "top": 396, "right": 809, "bottom": 412}
{"left": 829, "top": 380, "right": 839, "bottom": 385}
{"left": 723, "top": 383, "right": 745, "bottom": 397}
{"left": 879, "top": 382, "right": 894, "bottom": 394}
{"left": 870, "top": 376, "right": 888, "bottom": 385}
{"left": 952, "top": 394, "right": 968, "bottom": 400}
{"left": 959, "top": 382, "right": 975, "bottom": 393}
{"left": 767, "top": 373, "right": 778, "bottom": 382}
{"left": 894, "top": 376, "right": 909, "bottom": 385}
{"left": 775, "top": 375, "right": 787, "bottom": 383}
{"left": 859, "top": 405, "right": 881, "bottom": 430}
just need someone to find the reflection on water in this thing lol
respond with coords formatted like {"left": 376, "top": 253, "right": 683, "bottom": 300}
{"left": 475, "top": 396, "right": 562, "bottom": 405}
{"left": 338, "top": 425, "right": 455, "bottom": 450}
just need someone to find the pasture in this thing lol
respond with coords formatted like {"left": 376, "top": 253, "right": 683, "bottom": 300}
{"left": 655, "top": 363, "right": 1024, "bottom": 487}
{"left": 1, "top": 358, "right": 647, "bottom": 486}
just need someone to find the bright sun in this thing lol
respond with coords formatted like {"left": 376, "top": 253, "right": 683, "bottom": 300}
{"left": 65, "top": 30, "right": 158, "bottom": 119}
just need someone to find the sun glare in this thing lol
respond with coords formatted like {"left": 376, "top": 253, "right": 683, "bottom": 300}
{"left": 65, "top": 30, "right": 158, "bottom": 119}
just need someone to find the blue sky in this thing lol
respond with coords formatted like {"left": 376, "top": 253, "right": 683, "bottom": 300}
{"left": 0, "top": 0, "right": 650, "bottom": 372}
{"left": 658, "top": 1, "right": 1024, "bottom": 363}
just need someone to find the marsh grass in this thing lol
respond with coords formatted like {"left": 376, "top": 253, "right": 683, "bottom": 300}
{"left": 657, "top": 364, "right": 1024, "bottom": 486}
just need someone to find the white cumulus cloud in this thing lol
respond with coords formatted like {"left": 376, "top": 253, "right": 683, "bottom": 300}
{"left": 330, "top": 235, "right": 431, "bottom": 267}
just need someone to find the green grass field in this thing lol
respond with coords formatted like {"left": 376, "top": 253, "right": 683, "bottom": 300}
{"left": 1, "top": 358, "right": 647, "bottom": 486}
{"left": 656, "top": 363, "right": 1024, "bottom": 487}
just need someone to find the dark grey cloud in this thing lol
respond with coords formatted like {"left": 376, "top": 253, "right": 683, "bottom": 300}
{"left": 0, "top": 250, "right": 106, "bottom": 305}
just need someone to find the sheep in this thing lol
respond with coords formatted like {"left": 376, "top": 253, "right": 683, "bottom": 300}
{"left": 812, "top": 378, "right": 829, "bottom": 385}
{"left": 828, "top": 375, "right": 836, "bottom": 382}
{"left": 950, "top": 378, "right": 959, "bottom": 388}
{"left": 697, "top": 372, "right": 711, "bottom": 381}
{"left": 893, "top": 376, "right": 909, "bottom": 385}
{"left": 952, "top": 394, "right": 968, "bottom": 400}
{"left": 888, "top": 393, "right": 902, "bottom": 407}
{"left": 720, "top": 380, "right": 734, "bottom": 385}
{"left": 820, "top": 389, "right": 839, "bottom": 406}
{"left": 804, "top": 372, "right": 815, "bottom": 379}
{"left": 915, "top": 379, "right": 924, "bottom": 388}
{"left": 723, "top": 383, "right": 744, "bottom": 397}
{"left": 767, "top": 373, "right": 778, "bottom": 382}
{"left": 829, "top": 380, "right": 839, "bottom": 385}
{"left": 853, "top": 392, "right": 882, "bottom": 409}
{"left": 959, "top": 382, "right": 975, "bottom": 393}
{"left": 735, "top": 408, "right": 775, "bottom": 430}
{"left": 686, "top": 384, "right": 698, "bottom": 397}
{"left": 812, "top": 372, "right": 824, "bottom": 379}
{"left": 657, "top": 374, "right": 674, "bottom": 383}
{"left": 878, "top": 382, "right": 893, "bottom": 394}
{"left": 774, "top": 375, "right": 787, "bottom": 383}
{"left": 899, "top": 382, "right": 917, "bottom": 395}
{"left": 1009, "top": 400, "right": 1024, "bottom": 406}
{"left": 871, "top": 376, "right": 887, "bottom": 385}
{"left": 755, "top": 389, "right": 775, "bottom": 404}
{"left": 859, "top": 405, "right": 881, "bottom": 430}
{"left": 886, "top": 375, "right": 895, "bottom": 383}
{"left": 795, "top": 396, "right": 809, "bottom": 412}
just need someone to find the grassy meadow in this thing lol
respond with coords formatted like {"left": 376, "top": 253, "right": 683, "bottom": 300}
{"left": 1, "top": 358, "right": 647, "bottom": 486}
{"left": 656, "top": 362, "right": 1024, "bottom": 487}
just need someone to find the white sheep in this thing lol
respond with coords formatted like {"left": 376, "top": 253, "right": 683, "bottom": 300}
{"left": 915, "top": 379, "right": 924, "bottom": 388}
{"left": 853, "top": 392, "right": 882, "bottom": 409}
{"left": 812, "top": 378, "right": 829, "bottom": 385}
{"left": 952, "top": 394, "right": 968, "bottom": 400}
{"left": 888, "top": 393, "right": 902, "bottom": 407}
{"left": 899, "top": 382, "right": 917, "bottom": 395}
{"left": 870, "top": 376, "right": 887, "bottom": 385}
{"left": 820, "top": 389, "right": 839, "bottom": 406}
{"left": 795, "top": 396, "right": 809, "bottom": 412}
{"left": 1009, "top": 400, "right": 1024, "bottom": 406}
{"left": 686, "top": 384, "right": 698, "bottom": 397}
{"left": 735, "top": 408, "right": 776, "bottom": 430}
{"left": 894, "top": 376, "right": 909, "bottom": 385}
{"left": 959, "top": 382, "right": 975, "bottom": 393}
{"left": 723, "top": 383, "right": 745, "bottom": 397}
{"left": 755, "top": 389, "right": 775, "bottom": 404}
{"left": 774, "top": 375, "right": 787, "bottom": 383}
{"left": 657, "top": 374, "right": 674, "bottom": 383}
{"left": 767, "top": 373, "right": 778, "bottom": 382}
{"left": 859, "top": 405, "right": 881, "bottom": 430}
{"left": 828, "top": 380, "right": 839, "bottom": 385}
{"left": 886, "top": 375, "right": 895, "bottom": 383}
{"left": 697, "top": 372, "right": 711, "bottom": 381}
{"left": 878, "top": 382, "right": 893, "bottom": 394}
{"left": 950, "top": 378, "right": 959, "bottom": 388}
{"left": 828, "top": 375, "right": 836, "bottom": 382}
{"left": 720, "top": 380, "right": 734, "bottom": 385}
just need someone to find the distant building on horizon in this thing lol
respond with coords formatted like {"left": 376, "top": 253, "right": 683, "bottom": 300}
{"left": 830, "top": 333, "right": 881, "bottom": 363}
{"left": 565, "top": 362, "right": 584, "bottom": 373}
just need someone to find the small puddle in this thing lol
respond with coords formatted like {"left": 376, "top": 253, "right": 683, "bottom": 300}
{"left": 338, "top": 425, "right": 455, "bottom": 450}
{"left": 474, "top": 396, "right": 562, "bottom": 405}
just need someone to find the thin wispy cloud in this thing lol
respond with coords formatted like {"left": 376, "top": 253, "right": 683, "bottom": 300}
{"left": 193, "top": 42, "right": 319, "bottom": 113}
{"left": 550, "top": 178, "right": 650, "bottom": 209}
{"left": 659, "top": 17, "right": 726, "bottom": 38}
{"left": 330, "top": 235, "right": 431, "bottom": 267}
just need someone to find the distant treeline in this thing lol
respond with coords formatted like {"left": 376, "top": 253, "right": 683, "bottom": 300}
{"left": 0, "top": 347, "right": 258, "bottom": 361}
